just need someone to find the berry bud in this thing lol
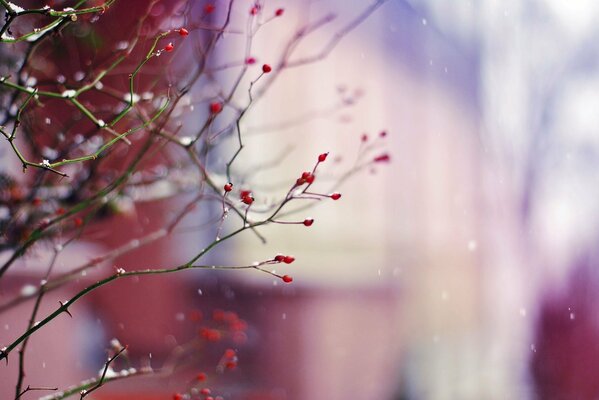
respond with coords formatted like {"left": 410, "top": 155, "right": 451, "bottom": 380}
{"left": 204, "top": 4, "right": 215, "bottom": 14}
{"left": 224, "top": 183, "right": 233, "bottom": 192}
{"left": 245, "top": 57, "right": 256, "bottom": 65}
{"left": 374, "top": 153, "right": 390, "bottom": 163}
{"left": 330, "top": 193, "right": 341, "bottom": 200}
{"left": 200, "top": 388, "right": 211, "bottom": 395}
{"left": 274, "top": 254, "right": 285, "bottom": 262}
{"left": 262, "top": 64, "right": 272, "bottom": 73}
{"left": 282, "top": 275, "right": 293, "bottom": 283}
{"left": 303, "top": 218, "right": 314, "bottom": 227}
{"left": 224, "top": 348, "right": 236, "bottom": 359}
{"left": 209, "top": 102, "right": 222, "bottom": 114}
{"left": 178, "top": 28, "right": 189, "bottom": 36}
{"left": 283, "top": 256, "right": 295, "bottom": 264}
{"left": 197, "top": 372, "right": 207, "bottom": 381}
{"left": 275, "top": 8, "right": 284, "bottom": 16}
{"left": 318, "top": 152, "right": 328, "bottom": 162}
{"left": 164, "top": 42, "right": 174, "bottom": 52}
{"left": 242, "top": 195, "right": 254, "bottom": 205}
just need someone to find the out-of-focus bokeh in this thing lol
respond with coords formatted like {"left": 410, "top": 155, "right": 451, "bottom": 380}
{"left": 2, "top": 1, "right": 599, "bottom": 399}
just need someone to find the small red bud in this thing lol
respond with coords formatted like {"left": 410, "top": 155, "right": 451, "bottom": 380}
{"left": 283, "top": 256, "right": 295, "bottom": 264}
{"left": 373, "top": 153, "right": 391, "bottom": 163}
{"left": 245, "top": 57, "right": 256, "bottom": 65}
{"left": 178, "top": 28, "right": 189, "bottom": 36}
{"left": 173, "top": 394, "right": 183, "bottom": 400}
{"left": 275, "top": 8, "right": 284, "bottom": 16}
{"left": 209, "top": 102, "right": 222, "bottom": 114}
{"left": 262, "top": 64, "right": 272, "bottom": 73}
{"left": 282, "top": 275, "right": 293, "bottom": 283}
{"left": 303, "top": 218, "right": 314, "bottom": 227}
{"left": 224, "top": 348, "right": 236, "bottom": 359}
{"left": 200, "top": 388, "right": 211, "bottom": 395}
{"left": 330, "top": 193, "right": 342, "bottom": 200}
{"left": 318, "top": 152, "right": 328, "bottom": 162}
{"left": 204, "top": 4, "right": 215, "bottom": 14}
{"left": 379, "top": 130, "right": 387, "bottom": 137}
{"left": 296, "top": 177, "right": 306, "bottom": 186}
{"left": 225, "top": 360, "right": 237, "bottom": 370}
{"left": 250, "top": 6, "right": 258, "bottom": 15}
{"left": 224, "top": 183, "right": 233, "bottom": 192}
{"left": 361, "top": 134, "right": 368, "bottom": 142}
{"left": 274, "top": 254, "right": 285, "bottom": 262}
{"left": 240, "top": 190, "right": 252, "bottom": 198}
{"left": 197, "top": 372, "right": 207, "bottom": 381}
{"left": 164, "top": 42, "right": 174, "bottom": 52}
{"left": 305, "top": 174, "right": 315, "bottom": 184}
{"left": 242, "top": 195, "right": 254, "bottom": 205}
{"left": 74, "top": 217, "right": 83, "bottom": 227}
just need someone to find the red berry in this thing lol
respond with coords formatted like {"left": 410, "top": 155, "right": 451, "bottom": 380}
{"left": 361, "top": 134, "right": 368, "bottom": 142}
{"left": 275, "top": 8, "right": 284, "bottom": 16}
{"left": 189, "top": 309, "right": 203, "bottom": 322}
{"left": 303, "top": 218, "right": 314, "bottom": 227}
{"left": 283, "top": 256, "right": 295, "bottom": 264}
{"left": 204, "top": 4, "right": 215, "bottom": 14}
{"left": 200, "top": 388, "right": 211, "bottom": 395}
{"left": 282, "top": 275, "right": 293, "bottom": 283}
{"left": 330, "top": 193, "right": 341, "bottom": 200}
{"left": 173, "top": 394, "right": 183, "bottom": 400}
{"left": 225, "top": 360, "right": 237, "bottom": 370}
{"left": 274, "top": 254, "right": 285, "bottom": 262}
{"left": 224, "top": 348, "right": 236, "bottom": 359}
{"left": 318, "top": 152, "right": 328, "bottom": 162}
{"left": 250, "top": 6, "right": 258, "bottom": 15}
{"left": 373, "top": 153, "right": 390, "bottom": 163}
{"left": 242, "top": 195, "right": 254, "bottom": 205}
{"left": 305, "top": 174, "right": 315, "bottom": 184}
{"left": 301, "top": 171, "right": 311, "bottom": 179}
{"left": 245, "top": 57, "right": 256, "bottom": 65}
{"left": 165, "top": 42, "right": 174, "bottom": 52}
{"left": 212, "top": 309, "right": 225, "bottom": 321}
{"left": 209, "top": 102, "right": 222, "bottom": 114}
{"left": 224, "top": 183, "right": 233, "bottom": 192}
{"left": 178, "top": 28, "right": 189, "bottom": 36}
{"left": 74, "top": 217, "right": 83, "bottom": 227}
{"left": 379, "top": 130, "right": 387, "bottom": 137}
{"left": 240, "top": 190, "right": 251, "bottom": 198}
{"left": 197, "top": 372, "right": 207, "bottom": 381}
{"left": 262, "top": 64, "right": 272, "bottom": 73}
{"left": 296, "top": 177, "right": 306, "bottom": 186}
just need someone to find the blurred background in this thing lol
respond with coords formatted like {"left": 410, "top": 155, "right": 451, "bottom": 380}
{"left": 3, "top": 0, "right": 599, "bottom": 399}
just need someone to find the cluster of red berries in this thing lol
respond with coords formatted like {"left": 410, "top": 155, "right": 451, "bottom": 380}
{"left": 296, "top": 171, "right": 315, "bottom": 186}
{"left": 164, "top": 27, "right": 189, "bottom": 53}
{"left": 219, "top": 348, "right": 238, "bottom": 371}
{"left": 197, "top": 309, "right": 248, "bottom": 344}
{"left": 274, "top": 254, "right": 295, "bottom": 264}
{"left": 240, "top": 190, "right": 254, "bottom": 205}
